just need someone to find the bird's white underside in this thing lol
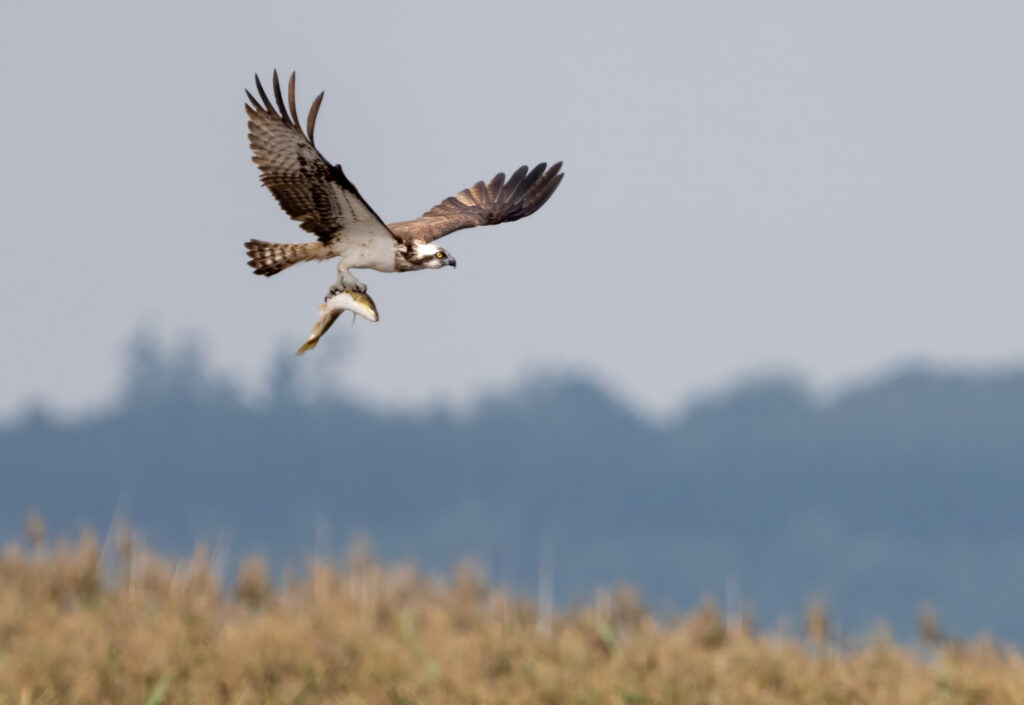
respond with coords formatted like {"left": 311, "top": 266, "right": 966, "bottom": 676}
{"left": 325, "top": 185, "right": 399, "bottom": 273}
{"left": 328, "top": 221, "right": 398, "bottom": 272}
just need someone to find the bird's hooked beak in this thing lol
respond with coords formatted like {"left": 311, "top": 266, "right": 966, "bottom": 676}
{"left": 446, "top": 255, "right": 457, "bottom": 268}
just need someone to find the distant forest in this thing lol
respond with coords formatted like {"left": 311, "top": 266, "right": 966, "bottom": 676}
{"left": 5, "top": 336, "right": 1024, "bottom": 642}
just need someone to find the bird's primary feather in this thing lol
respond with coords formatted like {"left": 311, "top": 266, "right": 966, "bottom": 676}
{"left": 387, "top": 162, "right": 564, "bottom": 244}
{"left": 245, "top": 71, "right": 394, "bottom": 246}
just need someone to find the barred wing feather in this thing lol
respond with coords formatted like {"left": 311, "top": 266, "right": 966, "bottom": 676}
{"left": 388, "top": 162, "right": 564, "bottom": 244}
{"left": 245, "top": 71, "right": 393, "bottom": 245}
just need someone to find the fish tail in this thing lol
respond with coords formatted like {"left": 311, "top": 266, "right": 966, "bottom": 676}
{"left": 295, "top": 339, "right": 319, "bottom": 355}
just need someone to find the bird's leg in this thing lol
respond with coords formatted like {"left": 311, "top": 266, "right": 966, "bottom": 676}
{"left": 326, "top": 264, "right": 367, "bottom": 299}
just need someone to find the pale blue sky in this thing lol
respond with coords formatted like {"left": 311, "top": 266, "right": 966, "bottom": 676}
{"left": 2, "top": 1, "right": 1024, "bottom": 418}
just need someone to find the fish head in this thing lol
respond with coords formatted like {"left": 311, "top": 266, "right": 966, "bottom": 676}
{"left": 348, "top": 291, "right": 379, "bottom": 322}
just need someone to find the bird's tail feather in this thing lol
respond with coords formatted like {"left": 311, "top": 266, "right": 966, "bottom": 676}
{"left": 245, "top": 239, "right": 330, "bottom": 276}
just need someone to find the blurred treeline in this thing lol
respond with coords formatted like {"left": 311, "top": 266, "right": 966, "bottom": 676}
{"left": 4, "top": 336, "right": 1024, "bottom": 640}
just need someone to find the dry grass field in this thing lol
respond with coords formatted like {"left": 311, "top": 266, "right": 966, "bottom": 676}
{"left": 2, "top": 519, "right": 1024, "bottom": 704}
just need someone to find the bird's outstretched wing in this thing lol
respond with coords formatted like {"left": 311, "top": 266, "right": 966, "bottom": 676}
{"left": 245, "top": 71, "right": 394, "bottom": 245}
{"left": 388, "top": 162, "right": 564, "bottom": 244}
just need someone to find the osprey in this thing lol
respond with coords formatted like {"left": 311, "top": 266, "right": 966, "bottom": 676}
{"left": 244, "top": 71, "right": 564, "bottom": 297}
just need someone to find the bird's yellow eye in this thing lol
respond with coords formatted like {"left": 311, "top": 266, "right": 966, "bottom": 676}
{"left": 436, "top": 251, "right": 445, "bottom": 259}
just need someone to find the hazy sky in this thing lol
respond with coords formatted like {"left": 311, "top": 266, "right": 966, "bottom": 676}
{"left": 3, "top": 1, "right": 1024, "bottom": 419}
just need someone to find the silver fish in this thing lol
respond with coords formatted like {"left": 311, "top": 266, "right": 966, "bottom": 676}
{"left": 296, "top": 289, "right": 379, "bottom": 355}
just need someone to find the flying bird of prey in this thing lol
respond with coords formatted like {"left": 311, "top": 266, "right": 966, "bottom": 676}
{"left": 243, "top": 71, "right": 564, "bottom": 298}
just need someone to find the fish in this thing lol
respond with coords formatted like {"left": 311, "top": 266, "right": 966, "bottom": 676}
{"left": 296, "top": 289, "right": 379, "bottom": 355}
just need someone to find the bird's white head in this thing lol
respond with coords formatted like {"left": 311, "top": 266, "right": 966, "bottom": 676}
{"left": 413, "top": 242, "right": 457, "bottom": 269}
